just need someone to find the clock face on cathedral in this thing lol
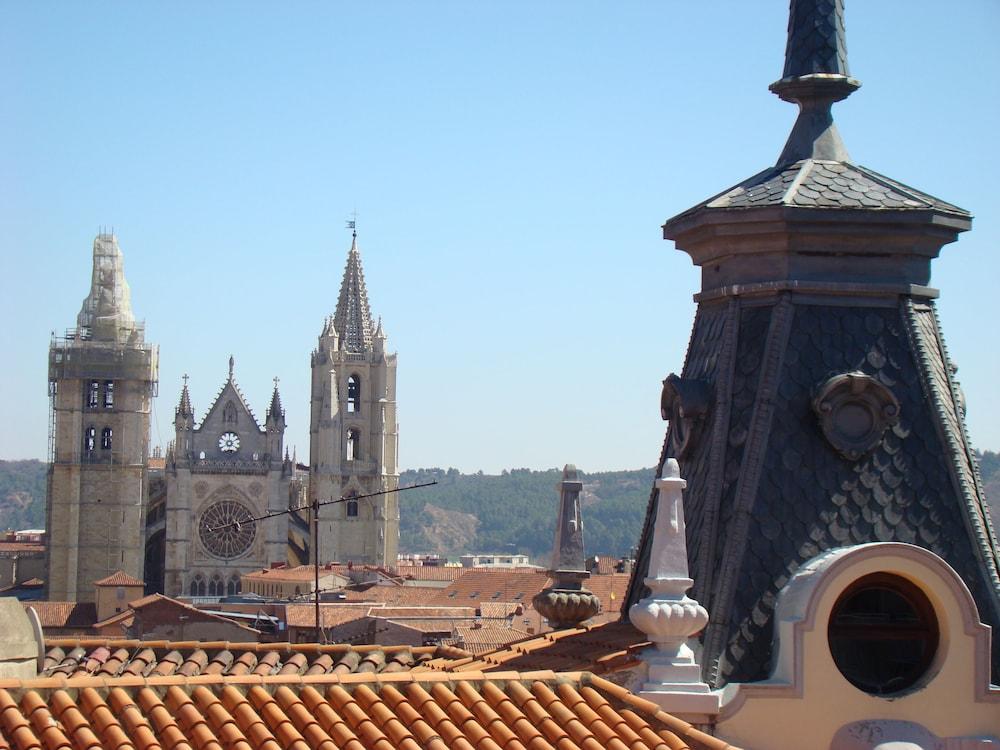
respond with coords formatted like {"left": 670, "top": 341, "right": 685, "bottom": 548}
{"left": 218, "top": 432, "right": 240, "bottom": 453}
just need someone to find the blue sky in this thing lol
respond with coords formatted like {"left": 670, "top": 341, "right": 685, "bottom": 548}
{"left": 2, "top": 1, "right": 998, "bottom": 473}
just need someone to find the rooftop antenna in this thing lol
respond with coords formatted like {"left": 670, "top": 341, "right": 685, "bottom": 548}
{"left": 346, "top": 210, "right": 358, "bottom": 239}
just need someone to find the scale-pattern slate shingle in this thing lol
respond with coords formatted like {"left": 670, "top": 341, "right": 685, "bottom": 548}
{"left": 782, "top": 0, "right": 850, "bottom": 78}
{"left": 626, "top": 300, "right": 1000, "bottom": 686}
{"left": 704, "top": 160, "right": 970, "bottom": 213}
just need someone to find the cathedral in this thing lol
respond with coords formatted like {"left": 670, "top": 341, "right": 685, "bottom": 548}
{"left": 45, "top": 230, "right": 399, "bottom": 602}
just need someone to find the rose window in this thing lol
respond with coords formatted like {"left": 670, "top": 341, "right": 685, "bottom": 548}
{"left": 199, "top": 500, "right": 256, "bottom": 559}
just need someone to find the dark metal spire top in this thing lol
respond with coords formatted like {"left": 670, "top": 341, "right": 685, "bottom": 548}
{"left": 769, "top": 0, "right": 860, "bottom": 165}
{"left": 782, "top": 0, "right": 850, "bottom": 78}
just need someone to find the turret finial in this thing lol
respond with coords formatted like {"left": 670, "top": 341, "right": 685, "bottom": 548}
{"left": 769, "top": 0, "right": 860, "bottom": 165}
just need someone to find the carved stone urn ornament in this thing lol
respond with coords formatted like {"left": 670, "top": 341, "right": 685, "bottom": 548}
{"left": 812, "top": 371, "right": 900, "bottom": 460}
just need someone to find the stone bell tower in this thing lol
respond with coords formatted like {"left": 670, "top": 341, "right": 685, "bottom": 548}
{"left": 625, "top": 0, "right": 1000, "bottom": 686}
{"left": 46, "top": 234, "right": 159, "bottom": 602}
{"left": 309, "top": 231, "right": 399, "bottom": 567}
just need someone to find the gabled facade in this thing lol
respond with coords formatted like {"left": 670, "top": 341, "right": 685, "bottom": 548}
{"left": 162, "top": 359, "right": 291, "bottom": 598}
{"left": 45, "top": 234, "right": 159, "bottom": 602}
{"left": 309, "top": 232, "right": 399, "bottom": 567}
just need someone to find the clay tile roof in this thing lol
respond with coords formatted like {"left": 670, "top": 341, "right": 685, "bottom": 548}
{"left": 93, "top": 570, "right": 145, "bottom": 587}
{"left": 0, "top": 665, "right": 738, "bottom": 750}
{"left": 284, "top": 603, "right": 379, "bottom": 628}
{"left": 38, "top": 638, "right": 470, "bottom": 679}
{"left": 425, "top": 620, "right": 651, "bottom": 676}
{"left": 343, "top": 584, "right": 444, "bottom": 606}
{"left": 24, "top": 601, "right": 97, "bottom": 630}
{"left": 243, "top": 564, "right": 344, "bottom": 582}
{"left": 0, "top": 541, "right": 45, "bottom": 554}
{"left": 455, "top": 624, "right": 531, "bottom": 655}
{"left": 376, "top": 606, "right": 476, "bottom": 620}
{"left": 395, "top": 564, "right": 466, "bottom": 581}
{"left": 431, "top": 568, "right": 551, "bottom": 605}
{"left": 478, "top": 601, "right": 522, "bottom": 619}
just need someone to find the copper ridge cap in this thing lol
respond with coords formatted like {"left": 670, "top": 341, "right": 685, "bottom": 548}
{"left": 769, "top": 0, "right": 860, "bottom": 165}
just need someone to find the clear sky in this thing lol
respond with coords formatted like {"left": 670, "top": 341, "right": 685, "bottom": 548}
{"left": 2, "top": 1, "right": 998, "bottom": 474}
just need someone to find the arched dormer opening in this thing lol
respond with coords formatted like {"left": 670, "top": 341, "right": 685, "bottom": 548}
{"left": 347, "top": 374, "right": 361, "bottom": 413}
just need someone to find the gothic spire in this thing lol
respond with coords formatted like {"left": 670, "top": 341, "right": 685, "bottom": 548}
{"left": 333, "top": 233, "right": 375, "bottom": 353}
{"left": 267, "top": 377, "right": 284, "bottom": 423}
{"left": 176, "top": 375, "right": 193, "bottom": 418}
{"left": 77, "top": 233, "right": 139, "bottom": 342}
{"left": 769, "top": 0, "right": 860, "bottom": 165}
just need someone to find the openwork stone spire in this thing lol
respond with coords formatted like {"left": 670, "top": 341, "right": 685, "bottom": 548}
{"left": 769, "top": 0, "right": 860, "bottom": 165}
{"left": 176, "top": 378, "right": 193, "bottom": 418}
{"left": 76, "top": 234, "right": 139, "bottom": 342}
{"left": 267, "top": 379, "right": 284, "bottom": 424}
{"left": 333, "top": 234, "right": 375, "bottom": 353}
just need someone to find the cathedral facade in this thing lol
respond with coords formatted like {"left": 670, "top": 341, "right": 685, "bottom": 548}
{"left": 45, "top": 231, "right": 399, "bottom": 602}
{"left": 161, "top": 360, "right": 292, "bottom": 598}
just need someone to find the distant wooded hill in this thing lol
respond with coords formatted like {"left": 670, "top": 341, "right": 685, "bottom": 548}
{"left": 3, "top": 455, "right": 999, "bottom": 563}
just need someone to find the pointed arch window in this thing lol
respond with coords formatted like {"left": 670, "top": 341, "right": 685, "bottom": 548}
{"left": 101, "top": 427, "right": 113, "bottom": 450}
{"left": 85, "top": 426, "right": 96, "bottom": 453}
{"left": 347, "top": 375, "right": 361, "bottom": 413}
{"left": 347, "top": 428, "right": 360, "bottom": 461}
{"left": 103, "top": 381, "right": 115, "bottom": 408}
{"left": 223, "top": 401, "right": 238, "bottom": 424}
{"left": 190, "top": 575, "right": 206, "bottom": 597}
{"left": 227, "top": 575, "right": 240, "bottom": 596}
{"left": 208, "top": 574, "right": 224, "bottom": 597}
{"left": 88, "top": 381, "right": 100, "bottom": 409}
{"left": 346, "top": 491, "right": 359, "bottom": 518}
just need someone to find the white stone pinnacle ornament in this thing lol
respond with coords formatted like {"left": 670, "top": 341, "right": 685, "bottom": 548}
{"left": 629, "top": 459, "right": 721, "bottom": 715}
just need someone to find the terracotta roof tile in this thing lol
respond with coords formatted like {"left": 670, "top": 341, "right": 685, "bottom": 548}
{"left": 394, "top": 564, "right": 466, "bottom": 582}
{"left": 24, "top": 601, "right": 97, "bottom": 630}
{"left": 41, "top": 638, "right": 470, "bottom": 679}
{"left": 93, "top": 570, "right": 145, "bottom": 587}
{"left": 343, "top": 584, "right": 445, "bottom": 606}
{"left": 424, "top": 620, "right": 649, "bottom": 676}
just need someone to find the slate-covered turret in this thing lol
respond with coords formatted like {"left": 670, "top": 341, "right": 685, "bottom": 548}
{"left": 625, "top": 0, "right": 1000, "bottom": 686}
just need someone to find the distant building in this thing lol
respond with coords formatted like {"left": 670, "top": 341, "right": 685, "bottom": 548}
{"left": 459, "top": 553, "right": 533, "bottom": 569}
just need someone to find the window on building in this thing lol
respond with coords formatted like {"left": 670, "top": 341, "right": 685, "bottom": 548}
{"left": 85, "top": 426, "right": 96, "bottom": 452}
{"left": 347, "top": 375, "right": 361, "bottom": 413}
{"left": 101, "top": 427, "right": 113, "bottom": 450}
{"left": 226, "top": 576, "right": 239, "bottom": 597}
{"left": 88, "top": 381, "right": 100, "bottom": 408}
{"left": 347, "top": 428, "right": 360, "bottom": 461}
{"left": 209, "top": 574, "right": 224, "bottom": 597}
{"left": 104, "top": 381, "right": 114, "bottom": 408}
{"left": 223, "top": 400, "right": 237, "bottom": 424}
{"left": 190, "top": 575, "right": 206, "bottom": 597}
{"left": 347, "top": 499, "right": 359, "bottom": 517}
{"left": 828, "top": 573, "right": 939, "bottom": 695}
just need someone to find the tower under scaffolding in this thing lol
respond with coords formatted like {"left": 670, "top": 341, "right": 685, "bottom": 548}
{"left": 45, "top": 234, "right": 159, "bottom": 602}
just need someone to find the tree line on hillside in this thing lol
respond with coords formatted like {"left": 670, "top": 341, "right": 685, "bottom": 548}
{"left": 2, "top": 455, "right": 999, "bottom": 561}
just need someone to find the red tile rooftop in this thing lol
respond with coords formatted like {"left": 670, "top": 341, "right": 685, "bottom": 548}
{"left": 93, "top": 570, "right": 145, "bottom": 587}
{"left": 0, "top": 665, "right": 738, "bottom": 750}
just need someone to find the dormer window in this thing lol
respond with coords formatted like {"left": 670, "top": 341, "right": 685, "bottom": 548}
{"left": 347, "top": 375, "right": 361, "bottom": 413}
{"left": 828, "top": 573, "right": 938, "bottom": 695}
